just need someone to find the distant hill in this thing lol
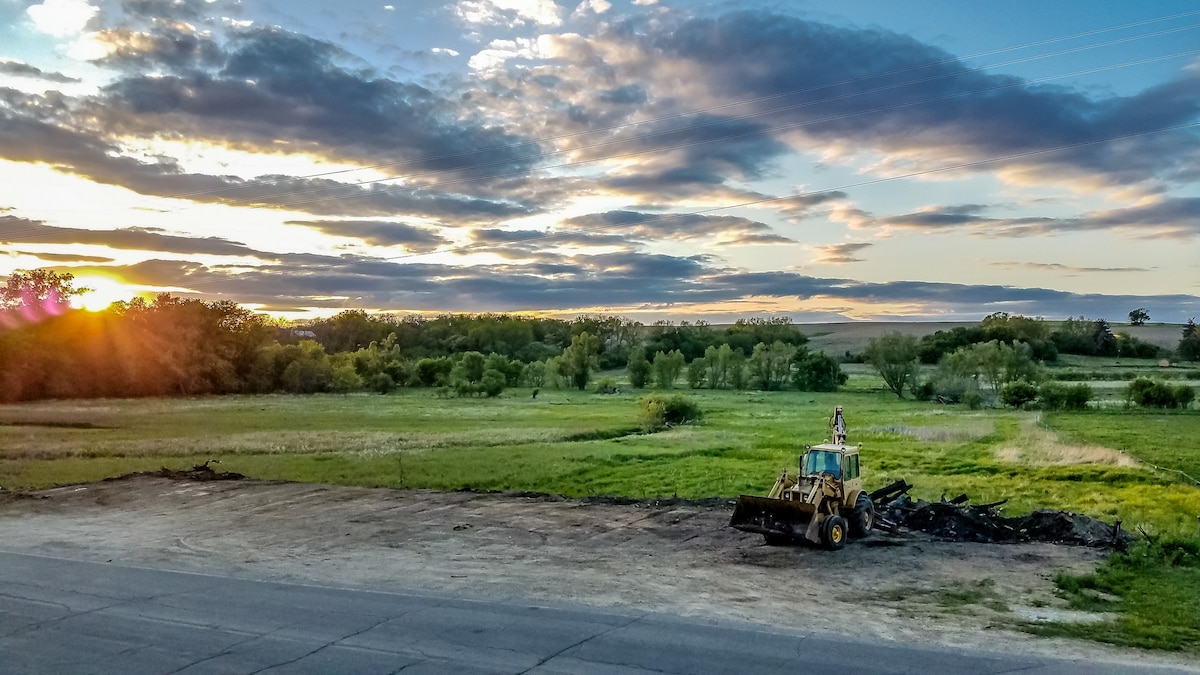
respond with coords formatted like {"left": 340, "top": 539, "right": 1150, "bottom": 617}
{"left": 793, "top": 321, "right": 1184, "bottom": 357}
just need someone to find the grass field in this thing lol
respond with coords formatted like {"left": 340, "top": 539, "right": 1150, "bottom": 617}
{"left": 1, "top": 372, "right": 1198, "bottom": 652}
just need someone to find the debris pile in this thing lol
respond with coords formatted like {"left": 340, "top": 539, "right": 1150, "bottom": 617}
{"left": 111, "top": 460, "right": 246, "bottom": 482}
{"left": 156, "top": 460, "right": 246, "bottom": 481}
{"left": 869, "top": 480, "right": 1132, "bottom": 549}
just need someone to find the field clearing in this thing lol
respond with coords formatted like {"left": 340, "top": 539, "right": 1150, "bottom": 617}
{"left": 2, "top": 389, "right": 1197, "bottom": 537}
{"left": 2, "top": 386, "right": 1199, "bottom": 654}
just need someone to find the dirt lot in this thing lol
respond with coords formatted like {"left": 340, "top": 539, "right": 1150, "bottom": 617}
{"left": 1, "top": 475, "right": 1194, "bottom": 670}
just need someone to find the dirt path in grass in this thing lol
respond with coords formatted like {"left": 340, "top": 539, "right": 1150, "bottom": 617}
{"left": 0, "top": 476, "right": 1194, "bottom": 670}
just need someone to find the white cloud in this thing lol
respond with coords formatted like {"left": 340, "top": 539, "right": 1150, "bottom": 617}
{"left": 454, "top": 0, "right": 562, "bottom": 28}
{"left": 26, "top": 0, "right": 98, "bottom": 38}
{"left": 467, "top": 37, "right": 541, "bottom": 71}
{"left": 431, "top": 47, "right": 461, "bottom": 57}
{"left": 384, "top": 4, "right": 394, "bottom": 10}
{"left": 631, "top": 0, "right": 658, "bottom": 5}
{"left": 574, "top": 0, "right": 611, "bottom": 15}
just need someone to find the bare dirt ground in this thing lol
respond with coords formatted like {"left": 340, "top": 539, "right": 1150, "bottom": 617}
{"left": 1, "top": 476, "right": 1196, "bottom": 671}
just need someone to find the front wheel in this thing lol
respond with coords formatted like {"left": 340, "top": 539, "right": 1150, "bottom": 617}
{"left": 850, "top": 493, "right": 875, "bottom": 538}
{"left": 820, "top": 515, "right": 848, "bottom": 551}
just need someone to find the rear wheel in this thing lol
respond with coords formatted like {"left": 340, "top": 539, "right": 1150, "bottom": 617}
{"left": 850, "top": 493, "right": 875, "bottom": 538}
{"left": 820, "top": 515, "right": 848, "bottom": 551}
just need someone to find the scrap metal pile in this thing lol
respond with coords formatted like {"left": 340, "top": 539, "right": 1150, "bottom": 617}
{"left": 869, "top": 480, "right": 1133, "bottom": 549}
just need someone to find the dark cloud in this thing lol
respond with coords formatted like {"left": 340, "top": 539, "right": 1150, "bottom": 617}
{"left": 990, "top": 262, "right": 1150, "bottom": 274}
{"left": 0, "top": 61, "right": 80, "bottom": 84}
{"left": 93, "top": 27, "right": 541, "bottom": 180}
{"left": 0, "top": 216, "right": 258, "bottom": 257}
{"left": 812, "top": 242, "right": 872, "bottom": 264}
{"left": 72, "top": 251, "right": 1200, "bottom": 321}
{"left": 286, "top": 220, "right": 449, "bottom": 251}
{"left": 11, "top": 251, "right": 116, "bottom": 263}
{"left": 562, "top": 211, "right": 792, "bottom": 244}
{"left": 92, "top": 25, "right": 225, "bottom": 73}
{"left": 867, "top": 198, "right": 1200, "bottom": 239}
{"left": 0, "top": 101, "right": 536, "bottom": 221}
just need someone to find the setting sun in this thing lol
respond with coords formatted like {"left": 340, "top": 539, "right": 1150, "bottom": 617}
{"left": 70, "top": 275, "right": 134, "bottom": 312}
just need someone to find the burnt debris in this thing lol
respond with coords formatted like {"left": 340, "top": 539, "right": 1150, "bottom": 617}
{"left": 869, "top": 480, "right": 1132, "bottom": 549}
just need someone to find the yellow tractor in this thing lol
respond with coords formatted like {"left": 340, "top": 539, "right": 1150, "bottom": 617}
{"left": 729, "top": 407, "right": 874, "bottom": 550}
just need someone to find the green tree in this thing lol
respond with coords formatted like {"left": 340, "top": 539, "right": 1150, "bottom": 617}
{"left": 1000, "top": 379, "right": 1038, "bottom": 408}
{"left": 652, "top": 350, "right": 686, "bottom": 389}
{"left": 1179, "top": 319, "right": 1200, "bottom": 361}
{"left": 281, "top": 340, "right": 333, "bottom": 393}
{"left": 525, "top": 360, "right": 547, "bottom": 388}
{"left": 686, "top": 358, "right": 707, "bottom": 389}
{"left": 1128, "top": 308, "right": 1150, "bottom": 326}
{"left": 748, "top": 341, "right": 795, "bottom": 391}
{"left": 1, "top": 268, "right": 89, "bottom": 315}
{"left": 626, "top": 346, "right": 651, "bottom": 388}
{"left": 560, "top": 331, "right": 600, "bottom": 390}
{"left": 863, "top": 332, "right": 920, "bottom": 398}
{"left": 792, "top": 349, "right": 846, "bottom": 392}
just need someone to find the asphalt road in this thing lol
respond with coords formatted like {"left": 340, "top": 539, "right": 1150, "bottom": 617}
{"left": 1, "top": 551, "right": 1192, "bottom": 675}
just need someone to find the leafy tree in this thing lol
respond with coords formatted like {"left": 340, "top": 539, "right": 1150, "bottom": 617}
{"left": 703, "top": 344, "right": 733, "bottom": 389}
{"left": 1180, "top": 319, "right": 1200, "bottom": 362}
{"left": 1126, "top": 378, "right": 1193, "bottom": 409}
{"left": 1092, "top": 319, "right": 1116, "bottom": 356}
{"left": 863, "top": 332, "right": 920, "bottom": 398}
{"left": 1000, "top": 379, "right": 1038, "bottom": 409}
{"left": 479, "top": 368, "right": 507, "bottom": 397}
{"left": 792, "top": 349, "right": 846, "bottom": 392}
{"left": 626, "top": 346, "right": 651, "bottom": 388}
{"left": 281, "top": 340, "right": 334, "bottom": 393}
{"left": 560, "top": 331, "right": 600, "bottom": 390}
{"left": 1, "top": 268, "right": 88, "bottom": 317}
{"left": 686, "top": 358, "right": 706, "bottom": 389}
{"left": 415, "top": 357, "right": 452, "bottom": 386}
{"left": 652, "top": 350, "right": 686, "bottom": 389}
{"left": 330, "top": 362, "right": 363, "bottom": 393}
{"left": 748, "top": 341, "right": 794, "bottom": 390}
{"left": 1128, "top": 308, "right": 1150, "bottom": 326}
{"left": 525, "top": 360, "right": 547, "bottom": 388}
{"left": 728, "top": 349, "right": 748, "bottom": 390}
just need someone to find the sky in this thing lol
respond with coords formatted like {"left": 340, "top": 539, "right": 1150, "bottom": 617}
{"left": 1, "top": 0, "right": 1198, "bottom": 323}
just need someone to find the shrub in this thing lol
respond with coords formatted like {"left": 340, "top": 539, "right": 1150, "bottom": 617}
{"left": 1127, "top": 378, "right": 1187, "bottom": 408}
{"left": 962, "top": 391, "right": 983, "bottom": 410}
{"left": 638, "top": 394, "right": 703, "bottom": 432}
{"left": 1063, "top": 384, "right": 1093, "bottom": 410}
{"left": 368, "top": 372, "right": 395, "bottom": 394}
{"left": 593, "top": 376, "right": 619, "bottom": 394}
{"left": 1038, "top": 381, "right": 1067, "bottom": 410}
{"left": 1001, "top": 379, "right": 1039, "bottom": 409}
{"left": 1174, "top": 384, "right": 1196, "bottom": 409}
{"left": 912, "top": 380, "right": 936, "bottom": 401}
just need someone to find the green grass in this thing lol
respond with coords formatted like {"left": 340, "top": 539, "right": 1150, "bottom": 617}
{"left": 1029, "top": 539, "right": 1200, "bottom": 652}
{"left": 2, "top": 386, "right": 1199, "bottom": 652}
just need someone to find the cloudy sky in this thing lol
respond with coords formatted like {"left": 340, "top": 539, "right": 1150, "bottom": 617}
{"left": 1, "top": 0, "right": 1198, "bottom": 322}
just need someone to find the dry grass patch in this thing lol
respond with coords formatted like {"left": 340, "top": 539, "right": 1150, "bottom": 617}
{"left": 995, "top": 414, "right": 1138, "bottom": 467}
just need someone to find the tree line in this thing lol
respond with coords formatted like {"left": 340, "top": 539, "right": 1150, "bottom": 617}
{"left": 2, "top": 270, "right": 1196, "bottom": 403}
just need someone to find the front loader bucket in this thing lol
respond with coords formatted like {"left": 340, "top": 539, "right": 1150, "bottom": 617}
{"left": 729, "top": 495, "right": 819, "bottom": 543}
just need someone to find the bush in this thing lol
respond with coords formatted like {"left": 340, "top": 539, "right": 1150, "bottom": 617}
{"left": 1001, "top": 379, "right": 1038, "bottom": 409}
{"left": 1127, "top": 378, "right": 1191, "bottom": 408}
{"left": 638, "top": 394, "right": 703, "bottom": 432}
{"left": 1063, "top": 383, "right": 1093, "bottom": 410}
{"left": 962, "top": 391, "right": 983, "bottom": 410}
{"left": 368, "top": 372, "right": 395, "bottom": 394}
{"left": 593, "top": 376, "right": 619, "bottom": 394}
{"left": 912, "top": 380, "right": 936, "bottom": 401}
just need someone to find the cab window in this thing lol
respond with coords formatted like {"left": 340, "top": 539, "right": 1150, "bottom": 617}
{"left": 845, "top": 454, "right": 860, "bottom": 480}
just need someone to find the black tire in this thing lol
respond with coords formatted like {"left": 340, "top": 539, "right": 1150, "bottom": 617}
{"left": 850, "top": 492, "right": 875, "bottom": 538}
{"left": 820, "top": 515, "right": 848, "bottom": 551}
